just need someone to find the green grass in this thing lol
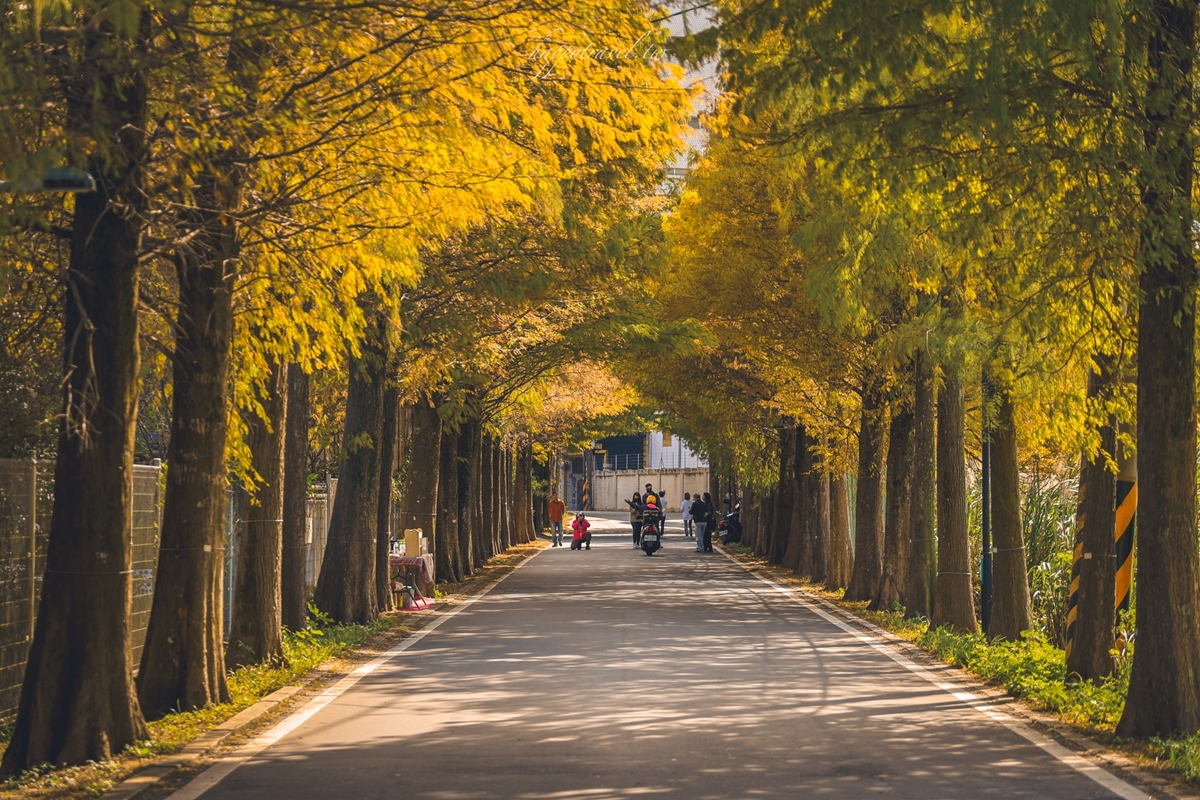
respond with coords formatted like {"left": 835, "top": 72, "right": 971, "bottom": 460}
{"left": 915, "top": 627, "right": 1127, "bottom": 729}
{"left": 1149, "top": 736, "right": 1200, "bottom": 782}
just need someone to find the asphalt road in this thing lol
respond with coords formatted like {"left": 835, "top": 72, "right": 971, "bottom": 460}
{"left": 171, "top": 512, "right": 1146, "bottom": 800}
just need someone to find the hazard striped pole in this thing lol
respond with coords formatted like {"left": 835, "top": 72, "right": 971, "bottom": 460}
{"left": 1114, "top": 454, "right": 1137, "bottom": 614}
{"left": 1064, "top": 451, "right": 1136, "bottom": 661}
{"left": 1065, "top": 539, "right": 1083, "bottom": 660}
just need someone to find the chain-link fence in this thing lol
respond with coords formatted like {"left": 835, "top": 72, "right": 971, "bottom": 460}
{"left": 0, "top": 459, "right": 340, "bottom": 723}
{"left": 224, "top": 476, "right": 336, "bottom": 634}
{"left": 0, "top": 458, "right": 162, "bottom": 723}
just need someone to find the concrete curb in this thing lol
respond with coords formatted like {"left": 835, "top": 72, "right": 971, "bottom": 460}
{"left": 716, "top": 545, "right": 1199, "bottom": 800}
{"left": 100, "top": 544, "right": 545, "bottom": 800}
{"left": 101, "top": 685, "right": 304, "bottom": 800}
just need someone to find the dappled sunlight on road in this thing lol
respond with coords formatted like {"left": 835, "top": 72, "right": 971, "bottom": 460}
{"left": 201, "top": 535, "right": 1125, "bottom": 800}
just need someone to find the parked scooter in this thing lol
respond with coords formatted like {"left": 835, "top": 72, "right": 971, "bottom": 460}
{"left": 718, "top": 503, "right": 743, "bottom": 545}
{"left": 641, "top": 512, "right": 663, "bottom": 555}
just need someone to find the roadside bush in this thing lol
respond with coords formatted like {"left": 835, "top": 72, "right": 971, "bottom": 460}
{"left": 916, "top": 626, "right": 1125, "bottom": 730}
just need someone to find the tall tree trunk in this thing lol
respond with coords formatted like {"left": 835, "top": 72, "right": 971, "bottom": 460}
{"left": 788, "top": 425, "right": 813, "bottom": 577}
{"left": 456, "top": 419, "right": 480, "bottom": 577}
{"left": 773, "top": 425, "right": 797, "bottom": 566}
{"left": 399, "top": 397, "right": 440, "bottom": 572}
{"left": 742, "top": 486, "right": 758, "bottom": 550}
{"left": 436, "top": 427, "right": 463, "bottom": 582}
{"left": 137, "top": 202, "right": 236, "bottom": 718}
{"left": 281, "top": 364, "right": 310, "bottom": 632}
{"left": 932, "top": 363, "right": 976, "bottom": 633}
{"left": 533, "top": 456, "right": 550, "bottom": 540}
{"left": 846, "top": 370, "right": 888, "bottom": 602}
{"left": 312, "top": 316, "right": 388, "bottom": 624}
{"left": 499, "top": 445, "right": 513, "bottom": 551}
{"left": 479, "top": 436, "right": 495, "bottom": 563}
{"left": 1066, "top": 362, "right": 1118, "bottom": 681}
{"left": 227, "top": 356, "right": 288, "bottom": 667}
{"left": 871, "top": 402, "right": 914, "bottom": 612}
{"left": 826, "top": 473, "right": 853, "bottom": 591}
{"left": 906, "top": 348, "right": 938, "bottom": 619}
{"left": 1119, "top": 0, "right": 1200, "bottom": 738}
{"left": 514, "top": 439, "right": 535, "bottom": 543}
{"left": 811, "top": 463, "right": 830, "bottom": 584}
{"left": 4, "top": 20, "right": 152, "bottom": 767}
{"left": 989, "top": 384, "right": 1032, "bottom": 642}
{"left": 375, "top": 386, "right": 399, "bottom": 612}
{"left": 470, "top": 429, "right": 484, "bottom": 566}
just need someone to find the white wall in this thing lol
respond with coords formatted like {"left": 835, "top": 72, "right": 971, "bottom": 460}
{"left": 590, "top": 467, "right": 710, "bottom": 512}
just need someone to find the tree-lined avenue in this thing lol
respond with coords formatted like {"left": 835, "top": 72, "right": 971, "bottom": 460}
{"left": 160, "top": 517, "right": 1146, "bottom": 800}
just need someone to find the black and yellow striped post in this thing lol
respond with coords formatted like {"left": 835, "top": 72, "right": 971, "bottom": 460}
{"left": 1065, "top": 539, "right": 1084, "bottom": 660}
{"left": 1114, "top": 455, "right": 1137, "bottom": 614}
{"left": 1065, "top": 452, "right": 1136, "bottom": 661}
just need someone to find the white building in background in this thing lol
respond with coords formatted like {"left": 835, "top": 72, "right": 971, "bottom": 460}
{"left": 664, "top": 3, "right": 720, "bottom": 183}
{"left": 646, "top": 431, "right": 706, "bottom": 470}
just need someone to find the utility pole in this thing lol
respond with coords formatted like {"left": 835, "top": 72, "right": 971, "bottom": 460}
{"left": 981, "top": 370, "right": 993, "bottom": 635}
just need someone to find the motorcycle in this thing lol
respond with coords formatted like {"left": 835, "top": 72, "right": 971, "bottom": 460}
{"left": 718, "top": 503, "right": 743, "bottom": 545}
{"left": 641, "top": 512, "right": 663, "bottom": 555}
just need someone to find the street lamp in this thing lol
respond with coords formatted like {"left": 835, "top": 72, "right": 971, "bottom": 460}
{"left": 0, "top": 167, "right": 96, "bottom": 193}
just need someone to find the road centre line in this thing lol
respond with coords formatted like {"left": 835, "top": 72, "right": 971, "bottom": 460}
{"left": 166, "top": 547, "right": 547, "bottom": 800}
{"left": 715, "top": 548, "right": 1150, "bottom": 800}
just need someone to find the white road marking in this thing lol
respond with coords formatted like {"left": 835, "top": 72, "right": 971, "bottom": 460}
{"left": 717, "top": 549, "right": 1150, "bottom": 800}
{"left": 166, "top": 548, "right": 546, "bottom": 800}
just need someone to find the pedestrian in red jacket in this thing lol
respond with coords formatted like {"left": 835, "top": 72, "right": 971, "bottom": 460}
{"left": 571, "top": 514, "right": 592, "bottom": 550}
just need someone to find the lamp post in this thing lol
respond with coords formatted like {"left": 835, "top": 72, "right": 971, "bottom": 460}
{"left": 0, "top": 167, "right": 96, "bottom": 193}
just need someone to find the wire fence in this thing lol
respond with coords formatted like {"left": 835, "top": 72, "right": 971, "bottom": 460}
{"left": 0, "top": 459, "right": 344, "bottom": 724}
{"left": 0, "top": 458, "right": 162, "bottom": 724}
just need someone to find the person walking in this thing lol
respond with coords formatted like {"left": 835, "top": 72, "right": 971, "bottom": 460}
{"left": 702, "top": 492, "right": 716, "bottom": 552}
{"left": 624, "top": 492, "right": 644, "bottom": 547}
{"left": 548, "top": 492, "right": 566, "bottom": 547}
{"left": 680, "top": 492, "right": 694, "bottom": 540}
{"left": 690, "top": 493, "right": 710, "bottom": 553}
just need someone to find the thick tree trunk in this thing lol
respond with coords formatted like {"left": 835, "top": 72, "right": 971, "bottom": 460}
{"left": 1119, "top": 0, "right": 1200, "bottom": 738}
{"left": 499, "top": 445, "right": 513, "bottom": 551}
{"left": 479, "top": 437, "right": 495, "bottom": 563}
{"left": 3, "top": 27, "right": 152, "bottom": 767}
{"left": 988, "top": 385, "right": 1032, "bottom": 641}
{"left": 457, "top": 419, "right": 480, "bottom": 578}
{"left": 533, "top": 456, "right": 550, "bottom": 539}
{"left": 742, "top": 486, "right": 758, "bottom": 550}
{"left": 473, "top": 429, "right": 488, "bottom": 568}
{"left": 826, "top": 473, "right": 853, "bottom": 591}
{"left": 932, "top": 364, "right": 976, "bottom": 633}
{"left": 227, "top": 357, "right": 287, "bottom": 667}
{"left": 811, "top": 463, "right": 830, "bottom": 584}
{"left": 871, "top": 402, "right": 914, "bottom": 612}
{"left": 399, "top": 397, "right": 440, "bottom": 570}
{"left": 375, "top": 386, "right": 399, "bottom": 612}
{"left": 787, "top": 425, "right": 812, "bottom": 577}
{"left": 312, "top": 319, "right": 388, "bottom": 624}
{"left": 773, "top": 425, "right": 797, "bottom": 567}
{"left": 436, "top": 427, "right": 463, "bottom": 582}
{"left": 281, "top": 364, "right": 310, "bottom": 632}
{"left": 514, "top": 440, "right": 535, "bottom": 543}
{"left": 1066, "top": 363, "right": 1118, "bottom": 681}
{"left": 905, "top": 349, "right": 938, "bottom": 619}
{"left": 137, "top": 207, "right": 235, "bottom": 719}
{"left": 846, "top": 371, "right": 888, "bottom": 602}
